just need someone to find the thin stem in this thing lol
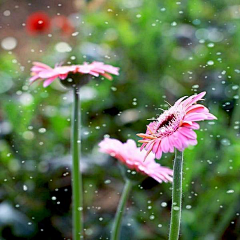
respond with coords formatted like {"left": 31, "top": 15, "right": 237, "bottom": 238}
{"left": 232, "top": 85, "right": 240, "bottom": 128}
{"left": 111, "top": 180, "right": 133, "bottom": 240}
{"left": 169, "top": 150, "right": 183, "bottom": 240}
{"left": 72, "top": 87, "right": 83, "bottom": 239}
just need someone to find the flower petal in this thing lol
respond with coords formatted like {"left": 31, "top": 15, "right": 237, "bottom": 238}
{"left": 183, "top": 91, "right": 206, "bottom": 107}
{"left": 184, "top": 113, "right": 208, "bottom": 122}
{"left": 43, "top": 77, "right": 57, "bottom": 87}
{"left": 178, "top": 127, "right": 197, "bottom": 139}
{"left": 161, "top": 137, "right": 170, "bottom": 153}
{"left": 186, "top": 104, "right": 209, "bottom": 114}
{"left": 205, "top": 113, "right": 217, "bottom": 120}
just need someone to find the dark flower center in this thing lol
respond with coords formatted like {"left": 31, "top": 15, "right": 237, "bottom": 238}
{"left": 158, "top": 114, "right": 175, "bottom": 129}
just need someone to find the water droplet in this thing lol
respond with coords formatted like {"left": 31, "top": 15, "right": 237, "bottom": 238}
{"left": 207, "top": 60, "right": 214, "bottom": 66}
{"left": 173, "top": 206, "right": 180, "bottom": 211}
{"left": 221, "top": 138, "right": 230, "bottom": 146}
{"left": 232, "top": 85, "right": 239, "bottom": 90}
{"left": 104, "top": 179, "right": 111, "bottom": 184}
{"left": 1, "top": 37, "right": 17, "bottom": 50}
{"left": 161, "top": 202, "right": 167, "bottom": 207}
{"left": 38, "top": 128, "right": 46, "bottom": 133}
{"left": 207, "top": 43, "right": 214, "bottom": 48}
{"left": 72, "top": 32, "right": 79, "bottom": 36}
{"left": 3, "top": 10, "right": 11, "bottom": 16}
{"left": 150, "top": 215, "right": 155, "bottom": 220}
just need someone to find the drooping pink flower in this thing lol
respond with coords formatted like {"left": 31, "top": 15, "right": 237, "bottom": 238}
{"left": 99, "top": 138, "right": 173, "bottom": 183}
{"left": 137, "top": 92, "right": 217, "bottom": 160}
{"left": 30, "top": 61, "right": 119, "bottom": 87}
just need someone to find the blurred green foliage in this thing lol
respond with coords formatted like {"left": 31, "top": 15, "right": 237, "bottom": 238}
{"left": 0, "top": 0, "right": 240, "bottom": 239}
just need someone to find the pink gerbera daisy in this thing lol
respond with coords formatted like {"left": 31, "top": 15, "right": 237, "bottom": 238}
{"left": 137, "top": 92, "right": 217, "bottom": 160}
{"left": 30, "top": 61, "right": 119, "bottom": 87}
{"left": 99, "top": 138, "right": 173, "bottom": 183}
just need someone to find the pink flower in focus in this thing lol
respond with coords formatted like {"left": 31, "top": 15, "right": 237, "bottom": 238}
{"left": 137, "top": 92, "right": 217, "bottom": 160}
{"left": 30, "top": 61, "right": 119, "bottom": 87}
{"left": 99, "top": 138, "right": 173, "bottom": 183}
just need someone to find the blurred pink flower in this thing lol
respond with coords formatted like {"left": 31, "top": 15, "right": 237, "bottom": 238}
{"left": 30, "top": 61, "right": 119, "bottom": 87}
{"left": 99, "top": 138, "right": 173, "bottom": 183}
{"left": 51, "top": 16, "right": 74, "bottom": 36}
{"left": 137, "top": 92, "right": 217, "bottom": 160}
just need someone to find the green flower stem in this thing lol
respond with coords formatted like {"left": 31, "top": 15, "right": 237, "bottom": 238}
{"left": 232, "top": 85, "right": 240, "bottom": 127}
{"left": 72, "top": 87, "right": 83, "bottom": 239}
{"left": 169, "top": 150, "right": 183, "bottom": 240}
{"left": 111, "top": 179, "right": 133, "bottom": 240}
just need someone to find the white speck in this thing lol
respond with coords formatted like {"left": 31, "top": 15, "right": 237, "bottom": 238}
{"left": 104, "top": 179, "right": 111, "bottom": 184}
{"left": 1, "top": 37, "right": 17, "bottom": 50}
{"left": 207, "top": 60, "right": 214, "bottom": 66}
{"left": 72, "top": 32, "right": 79, "bottom": 36}
{"left": 207, "top": 43, "right": 214, "bottom": 48}
{"left": 161, "top": 202, "right": 167, "bottom": 207}
{"left": 38, "top": 128, "right": 46, "bottom": 133}
{"left": 150, "top": 215, "right": 155, "bottom": 220}
{"left": 23, "top": 185, "right": 28, "bottom": 191}
{"left": 23, "top": 131, "right": 34, "bottom": 140}
{"left": 55, "top": 42, "right": 72, "bottom": 53}
{"left": 3, "top": 10, "right": 11, "bottom": 16}
{"left": 192, "top": 84, "right": 199, "bottom": 89}
{"left": 19, "top": 93, "right": 33, "bottom": 106}
{"left": 227, "top": 190, "right": 234, "bottom": 194}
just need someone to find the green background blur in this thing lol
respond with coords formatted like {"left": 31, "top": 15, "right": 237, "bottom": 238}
{"left": 0, "top": 0, "right": 239, "bottom": 239}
